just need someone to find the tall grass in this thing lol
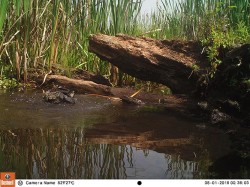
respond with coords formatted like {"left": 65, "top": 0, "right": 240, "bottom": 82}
{"left": 158, "top": 0, "right": 250, "bottom": 40}
{"left": 0, "top": 0, "right": 249, "bottom": 85}
{"left": 0, "top": 0, "right": 8, "bottom": 34}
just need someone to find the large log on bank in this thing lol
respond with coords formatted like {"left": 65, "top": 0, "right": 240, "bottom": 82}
{"left": 89, "top": 34, "right": 209, "bottom": 94}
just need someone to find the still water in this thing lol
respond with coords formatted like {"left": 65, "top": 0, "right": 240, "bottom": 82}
{"left": 0, "top": 91, "right": 235, "bottom": 179}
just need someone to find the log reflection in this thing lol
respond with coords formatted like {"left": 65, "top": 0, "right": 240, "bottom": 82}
{"left": 0, "top": 128, "right": 208, "bottom": 179}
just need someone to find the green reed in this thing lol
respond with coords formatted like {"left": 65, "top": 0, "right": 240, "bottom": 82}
{"left": 158, "top": 0, "right": 250, "bottom": 40}
{"left": 0, "top": 0, "right": 8, "bottom": 34}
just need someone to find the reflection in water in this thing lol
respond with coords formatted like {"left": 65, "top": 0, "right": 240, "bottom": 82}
{"left": 0, "top": 128, "right": 126, "bottom": 179}
{"left": 165, "top": 155, "right": 198, "bottom": 179}
{"left": 0, "top": 128, "right": 206, "bottom": 179}
{"left": 0, "top": 91, "right": 234, "bottom": 179}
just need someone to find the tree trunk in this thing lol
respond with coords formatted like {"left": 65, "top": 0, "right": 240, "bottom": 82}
{"left": 89, "top": 34, "right": 209, "bottom": 94}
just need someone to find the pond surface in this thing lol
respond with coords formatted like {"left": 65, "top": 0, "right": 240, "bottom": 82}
{"left": 0, "top": 91, "right": 243, "bottom": 179}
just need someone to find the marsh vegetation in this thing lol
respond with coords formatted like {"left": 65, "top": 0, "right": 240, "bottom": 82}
{"left": 0, "top": 0, "right": 249, "bottom": 87}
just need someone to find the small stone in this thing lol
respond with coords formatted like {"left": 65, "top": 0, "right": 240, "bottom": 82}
{"left": 197, "top": 101, "right": 209, "bottom": 111}
{"left": 196, "top": 123, "right": 206, "bottom": 129}
{"left": 221, "top": 100, "right": 241, "bottom": 115}
{"left": 121, "top": 96, "right": 145, "bottom": 105}
{"left": 159, "top": 98, "right": 168, "bottom": 104}
{"left": 211, "top": 109, "right": 231, "bottom": 125}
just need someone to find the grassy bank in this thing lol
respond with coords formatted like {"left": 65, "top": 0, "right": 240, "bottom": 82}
{"left": 0, "top": 0, "right": 249, "bottom": 88}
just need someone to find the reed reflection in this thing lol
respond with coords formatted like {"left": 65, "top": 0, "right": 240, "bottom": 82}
{"left": 0, "top": 128, "right": 206, "bottom": 179}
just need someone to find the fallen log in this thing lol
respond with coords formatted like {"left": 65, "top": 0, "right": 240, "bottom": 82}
{"left": 34, "top": 74, "right": 112, "bottom": 95}
{"left": 71, "top": 69, "right": 112, "bottom": 86}
{"left": 89, "top": 34, "right": 209, "bottom": 94}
